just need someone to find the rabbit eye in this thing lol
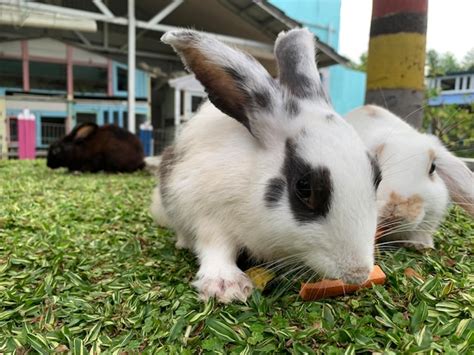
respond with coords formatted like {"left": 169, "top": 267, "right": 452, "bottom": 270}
{"left": 296, "top": 177, "right": 312, "bottom": 204}
{"left": 429, "top": 162, "right": 436, "bottom": 175}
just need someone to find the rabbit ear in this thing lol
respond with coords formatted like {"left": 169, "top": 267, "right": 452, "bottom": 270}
{"left": 70, "top": 123, "right": 98, "bottom": 142}
{"left": 434, "top": 141, "right": 474, "bottom": 217}
{"left": 275, "top": 28, "right": 329, "bottom": 103}
{"left": 161, "top": 29, "right": 279, "bottom": 141}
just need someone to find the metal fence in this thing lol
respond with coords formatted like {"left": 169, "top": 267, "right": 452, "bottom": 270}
{"left": 152, "top": 127, "right": 176, "bottom": 155}
{"left": 41, "top": 122, "right": 66, "bottom": 146}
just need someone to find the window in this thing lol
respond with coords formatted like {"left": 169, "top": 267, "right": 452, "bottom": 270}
{"left": 123, "top": 111, "right": 128, "bottom": 130}
{"left": 30, "top": 61, "right": 67, "bottom": 91}
{"left": 117, "top": 67, "right": 127, "bottom": 91}
{"left": 41, "top": 117, "right": 66, "bottom": 145}
{"left": 73, "top": 65, "right": 108, "bottom": 94}
{"left": 8, "top": 118, "right": 18, "bottom": 142}
{"left": 103, "top": 110, "right": 109, "bottom": 124}
{"left": 0, "top": 59, "right": 22, "bottom": 88}
{"left": 112, "top": 111, "right": 120, "bottom": 126}
{"left": 191, "top": 96, "right": 205, "bottom": 112}
{"left": 440, "top": 78, "right": 456, "bottom": 91}
{"left": 466, "top": 76, "right": 471, "bottom": 90}
{"left": 76, "top": 113, "right": 96, "bottom": 126}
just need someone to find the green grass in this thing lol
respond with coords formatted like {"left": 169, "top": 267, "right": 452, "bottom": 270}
{"left": 0, "top": 160, "right": 472, "bottom": 354}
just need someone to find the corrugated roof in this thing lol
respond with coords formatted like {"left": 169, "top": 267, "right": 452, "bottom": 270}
{"left": 0, "top": 0, "right": 348, "bottom": 75}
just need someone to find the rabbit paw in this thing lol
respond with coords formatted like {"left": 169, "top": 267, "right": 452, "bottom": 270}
{"left": 193, "top": 269, "right": 254, "bottom": 303}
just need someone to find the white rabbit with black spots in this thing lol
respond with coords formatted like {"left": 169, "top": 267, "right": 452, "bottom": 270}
{"left": 151, "top": 28, "right": 381, "bottom": 303}
{"left": 346, "top": 105, "right": 474, "bottom": 250}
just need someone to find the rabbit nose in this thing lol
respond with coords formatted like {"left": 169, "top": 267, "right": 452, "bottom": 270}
{"left": 341, "top": 266, "right": 372, "bottom": 285}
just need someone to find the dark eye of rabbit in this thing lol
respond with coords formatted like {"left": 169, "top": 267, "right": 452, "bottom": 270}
{"left": 429, "top": 162, "right": 436, "bottom": 175}
{"left": 282, "top": 140, "right": 333, "bottom": 223}
{"left": 291, "top": 168, "right": 332, "bottom": 219}
{"left": 296, "top": 176, "right": 312, "bottom": 205}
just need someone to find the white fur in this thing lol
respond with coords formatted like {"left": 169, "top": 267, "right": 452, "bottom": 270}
{"left": 152, "top": 29, "right": 378, "bottom": 302}
{"left": 345, "top": 105, "right": 473, "bottom": 249}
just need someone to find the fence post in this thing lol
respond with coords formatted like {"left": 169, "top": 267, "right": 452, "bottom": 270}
{"left": 18, "top": 109, "right": 36, "bottom": 160}
{"left": 139, "top": 122, "right": 153, "bottom": 156}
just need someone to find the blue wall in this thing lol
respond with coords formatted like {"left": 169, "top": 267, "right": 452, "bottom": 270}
{"left": 329, "top": 66, "right": 366, "bottom": 115}
{"left": 270, "top": 0, "right": 340, "bottom": 49}
{"left": 428, "top": 93, "right": 474, "bottom": 106}
{"left": 270, "top": 0, "right": 366, "bottom": 115}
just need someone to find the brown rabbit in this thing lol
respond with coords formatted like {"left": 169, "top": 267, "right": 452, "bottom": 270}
{"left": 47, "top": 123, "right": 145, "bottom": 173}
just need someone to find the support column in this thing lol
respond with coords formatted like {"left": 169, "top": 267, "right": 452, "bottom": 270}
{"left": 21, "top": 40, "right": 30, "bottom": 92}
{"left": 66, "top": 45, "right": 74, "bottom": 133}
{"left": 365, "top": 0, "right": 428, "bottom": 128}
{"left": 107, "top": 59, "right": 113, "bottom": 97}
{"left": 127, "top": 0, "right": 136, "bottom": 133}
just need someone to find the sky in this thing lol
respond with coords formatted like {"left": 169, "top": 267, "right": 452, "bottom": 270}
{"left": 339, "top": 0, "right": 474, "bottom": 62}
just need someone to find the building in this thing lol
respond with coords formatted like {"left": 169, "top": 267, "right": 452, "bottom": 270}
{"left": 0, "top": 38, "right": 150, "bottom": 157}
{"left": 270, "top": 0, "right": 366, "bottom": 115}
{"left": 0, "top": 0, "right": 347, "bottom": 157}
{"left": 427, "top": 71, "right": 474, "bottom": 106}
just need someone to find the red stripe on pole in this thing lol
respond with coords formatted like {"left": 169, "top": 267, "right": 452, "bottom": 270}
{"left": 372, "top": 0, "right": 428, "bottom": 18}
{"left": 21, "top": 40, "right": 29, "bottom": 92}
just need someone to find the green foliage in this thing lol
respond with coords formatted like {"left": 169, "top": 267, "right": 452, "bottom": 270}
{"left": 423, "top": 104, "right": 474, "bottom": 158}
{"left": 462, "top": 48, "right": 474, "bottom": 72}
{"left": 349, "top": 52, "right": 368, "bottom": 72}
{"left": 426, "top": 48, "right": 474, "bottom": 76}
{"left": 0, "top": 160, "right": 473, "bottom": 353}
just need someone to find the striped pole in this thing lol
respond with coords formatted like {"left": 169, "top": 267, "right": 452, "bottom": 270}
{"left": 365, "top": 0, "right": 428, "bottom": 128}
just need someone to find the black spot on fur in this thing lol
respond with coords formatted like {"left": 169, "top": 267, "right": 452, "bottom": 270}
{"left": 264, "top": 177, "right": 286, "bottom": 207}
{"left": 326, "top": 113, "right": 335, "bottom": 120}
{"left": 224, "top": 66, "right": 246, "bottom": 83}
{"left": 253, "top": 89, "right": 272, "bottom": 109}
{"left": 367, "top": 153, "right": 382, "bottom": 190}
{"left": 285, "top": 97, "right": 300, "bottom": 116}
{"left": 275, "top": 31, "right": 329, "bottom": 102}
{"left": 283, "top": 140, "right": 333, "bottom": 223}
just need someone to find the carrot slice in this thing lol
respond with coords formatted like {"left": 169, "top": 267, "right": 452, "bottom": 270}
{"left": 299, "top": 265, "right": 386, "bottom": 300}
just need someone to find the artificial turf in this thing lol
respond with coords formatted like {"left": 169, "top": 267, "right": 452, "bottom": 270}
{"left": 0, "top": 159, "right": 472, "bottom": 353}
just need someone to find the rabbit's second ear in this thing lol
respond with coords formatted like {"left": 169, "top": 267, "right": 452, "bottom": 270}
{"left": 435, "top": 142, "right": 474, "bottom": 217}
{"left": 162, "top": 30, "right": 278, "bottom": 141}
{"left": 275, "top": 28, "right": 328, "bottom": 103}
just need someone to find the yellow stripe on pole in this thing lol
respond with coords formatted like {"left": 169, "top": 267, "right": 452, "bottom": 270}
{"left": 366, "top": 33, "right": 426, "bottom": 90}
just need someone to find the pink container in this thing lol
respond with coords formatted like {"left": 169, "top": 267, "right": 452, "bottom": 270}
{"left": 18, "top": 109, "right": 36, "bottom": 160}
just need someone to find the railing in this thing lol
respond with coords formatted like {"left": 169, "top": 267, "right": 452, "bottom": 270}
{"left": 41, "top": 122, "right": 66, "bottom": 146}
{"left": 427, "top": 73, "right": 474, "bottom": 94}
{"left": 152, "top": 127, "right": 176, "bottom": 155}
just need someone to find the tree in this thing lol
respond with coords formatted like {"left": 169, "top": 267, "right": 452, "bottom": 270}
{"left": 351, "top": 52, "right": 367, "bottom": 72}
{"left": 462, "top": 48, "right": 474, "bottom": 71}
{"left": 439, "top": 52, "right": 461, "bottom": 74}
{"left": 426, "top": 49, "right": 464, "bottom": 76}
{"left": 426, "top": 49, "right": 443, "bottom": 76}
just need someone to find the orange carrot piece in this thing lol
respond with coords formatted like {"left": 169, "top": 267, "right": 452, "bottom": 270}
{"left": 299, "top": 265, "right": 386, "bottom": 300}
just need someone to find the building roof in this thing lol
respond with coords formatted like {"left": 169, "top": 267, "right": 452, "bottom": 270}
{"left": 0, "top": 0, "right": 348, "bottom": 76}
{"left": 427, "top": 70, "right": 474, "bottom": 78}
